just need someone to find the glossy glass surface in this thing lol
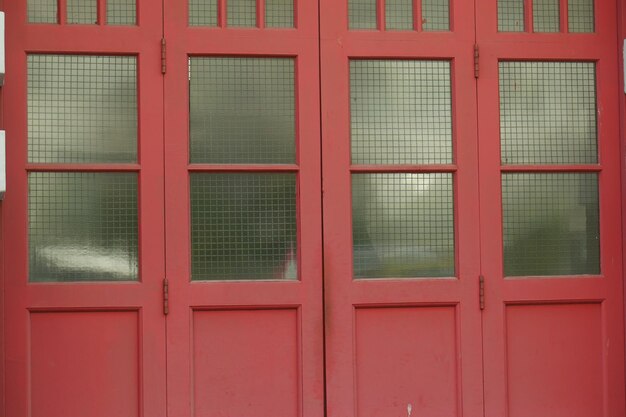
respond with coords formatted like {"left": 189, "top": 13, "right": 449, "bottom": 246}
{"left": 533, "top": 0, "right": 559, "bottom": 32}
{"left": 422, "top": 0, "right": 450, "bottom": 31}
{"left": 189, "top": 0, "right": 218, "bottom": 26}
{"left": 67, "top": 0, "right": 97, "bottom": 24}
{"left": 191, "top": 174, "right": 297, "bottom": 281}
{"left": 228, "top": 0, "right": 257, "bottom": 27}
{"left": 568, "top": 0, "right": 594, "bottom": 32}
{"left": 29, "top": 173, "right": 139, "bottom": 282}
{"left": 352, "top": 174, "right": 455, "bottom": 279}
{"left": 498, "top": 0, "right": 524, "bottom": 31}
{"left": 107, "top": 0, "right": 136, "bottom": 25}
{"left": 266, "top": 0, "right": 294, "bottom": 28}
{"left": 386, "top": 0, "right": 413, "bottom": 31}
{"left": 349, "top": 0, "right": 377, "bottom": 29}
{"left": 28, "top": 0, "right": 58, "bottom": 23}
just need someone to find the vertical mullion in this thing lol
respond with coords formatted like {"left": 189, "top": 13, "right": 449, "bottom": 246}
{"left": 219, "top": 0, "right": 227, "bottom": 27}
{"left": 525, "top": 0, "right": 534, "bottom": 32}
{"left": 560, "top": 0, "right": 569, "bottom": 32}
{"left": 378, "top": 0, "right": 386, "bottom": 30}
{"left": 413, "top": 0, "right": 422, "bottom": 31}
{"left": 58, "top": 0, "right": 67, "bottom": 24}
{"left": 258, "top": 0, "right": 265, "bottom": 28}
{"left": 98, "top": 0, "right": 107, "bottom": 25}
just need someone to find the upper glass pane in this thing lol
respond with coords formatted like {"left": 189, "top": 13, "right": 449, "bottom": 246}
{"left": 67, "top": 0, "right": 97, "bottom": 24}
{"left": 533, "top": 0, "right": 559, "bottom": 32}
{"left": 499, "top": 62, "right": 597, "bottom": 165}
{"left": 191, "top": 173, "right": 298, "bottom": 281}
{"left": 349, "top": 0, "right": 377, "bottom": 29}
{"left": 28, "top": 0, "right": 58, "bottom": 23}
{"left": 386, "top": 0, "right": 413, "bottom": 31}
{"left": 502, "top": 173, "right": 600, "bottom": 277}
{"left": 568, "top": 0, "right": 594, "bottom": 32}
{"left": 107, "top": 0, "right": 137, "bottom": 25}
{"left": 350, "top": 60, "right": 452, "bottom": 165}
{"left": 189, "top": 57, "right": 296, "bottom": 164}
{"left": 28, "top": 55, "right": 138, "bottom": 164}
{"left": 29, "top": 173, "right": 139, "bottom": 282}
{"left": 189, "top": 0, "right": 218, "bottom": 26}
{"left": 498, "top": 0, "right": 525, "bottom": 31}
{"left": 228, "top": 0, "right": 257, "bottom": 27}
{"left": 422, "top": 0, "right": 450, "bottom": 31}
{"left": 266, "top": 0, "right": 294, "bottom": 28}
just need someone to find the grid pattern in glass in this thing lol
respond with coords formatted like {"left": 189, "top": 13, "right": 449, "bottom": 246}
{"left": 67, "top": 0, "right": 97, "bottom": 24}
{"left": 107, "top": 0, "right": 136, "bottom": 25}
{"left": 28, "top": 0, "right": 58, "bottom": 23}
{"left": 190, "top": 57, "right": 295, "bottom": 164}
{"left": 266, "top": 0, "right": 294, "bottom": 28}
{"left": 386, "top": 0, "right": 413, "bottom": 30}
{"left": 352, "top": 173, "right": 455, "bottom": 279}
{"left": 349, "top": 0, "right": 377, "bottom": 29}
{"left": 191, "top": 173, "right": 297, "bottom": 281}
{"left": 498, "top": 0, "right": 525, "bottom": 31}
{"left": 502, "top": 173, "right": 599, "bottom": 277}
{"left": 28, "top": 55, "right": 138, "bottom": 164}
{"left": 189, "top": 0, "right": 218, "bottom": 26}
{"left": 350, "top": 60, "right": 452, "bottom": 165}
{"left": 422, "top": 0, "right": 450, "bottom": 31}
{"left": 568, "top": 0, "right": 594, "bottom": 32}
{"left": 228, "top": 0, "right": 257, "bottom": 27}
{"left": 499, "top": 62, "right": 597, "bottom": 165}
{"left": 533, "top": 0, "right": 559, "bottom": 32}
{"left": 29, "top": 173, "right": 138, "bottom": 282}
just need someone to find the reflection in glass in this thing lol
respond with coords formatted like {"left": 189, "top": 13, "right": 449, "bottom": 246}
{"left": 353, "top": 174, "right": 455, "bottom": 279}
{"left": 533, "top": 0, "right": 559, "bottom": 32}
{"left": 568, "top": 0, "right": 594, "bottom": 32}
{"left": 349, "top": 0, "right": 377, "bottom": 29}
{"left": 107, "top": 0, "right": 136, "bottom": 25}
{"left": 228, "top": 0, "right": 256, "bottom": 27}
{"left": 498, "top": 0, "right": 524, "bottom": 32}
{"left": 502, "top": 173, "right": 600, "bottom": 277}
{"left": 386, "top": 0, "right": 413, "bottom": 31}
{"left": 422, "top": 0, "right": 449, "bottom": 31}
{"left": 67, "top": 0, "right": 97, "bottom": 24}
{"left": 266, "top": 0, "right": 294, "bottom": 28}
{"left": 191, "top": 174, "right": 297, "bottom": 281}
{"left": 189, "top": 0, "right": 218, "bottom": 26}
{"left": 29, "top": 173, "right": 138, "bottom": 282}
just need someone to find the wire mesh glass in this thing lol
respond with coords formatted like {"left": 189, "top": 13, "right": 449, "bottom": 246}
{"left": 533, "top": 0, "right": 559, "bottom": 32}
{"left": 266, "top": 0, "right": 294, "bottom": 28}
{"left": 189, "top": 0, "right": 218, "bottom": 26}
{"left": 191, "top": 173, "right": 298, "bottom": 281}
{"left": 107, "top": 0, "right": 136, "bottom": 25}
{"left": 29, "top": 173, "right": 139, "bottom": 282}
{"left": 28, "top": 55, "right": 138, "bottom": 164}
{"left": 67, "top": 0, "right": 97, "bottom": 24}
{"left": 352, "top": 173, "right": 455, "bottom": 279}
{"left": 499, "top": 62, "right": 597, "bottom": 165}
{"left": 386, "top": 0, "right": 413, "bottom": 31}
{"left": 228, "top": 0, "right": 257, "bottom": 27}
{"left": 422, "top": 0, "right": 450, "bottom": 31}
{"left": 349, "top": 0, "right": 377, "bottom": 29}
{"left": 568, "top": 0, "right": 594, "bottom": 32}
{"left": 350, "top": 60, "right": 452, "bottom": 165}
{"left": 498, "top": 0, "right": 525, "bottom": 32}
{"left": 28, "top": 0, "right": 58, "bottom": 23}
{"left": 189, "top": 57, "right": 295, "bottom": 164}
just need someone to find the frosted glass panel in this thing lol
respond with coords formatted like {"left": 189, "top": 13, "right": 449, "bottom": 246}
{"left": 28, "top": 0, "right": 58, "bottom": 23}
{"left": 349, "top": 0, "right": 377, "bottom": 29}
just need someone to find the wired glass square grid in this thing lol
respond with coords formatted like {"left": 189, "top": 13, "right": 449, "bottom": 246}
{"left": 28, "top": 0, "right": 58, "bottom": 23}
{"left": 499, "top": 62, "right": 597, "bottom": 165}
{"left": 28, "top": 55, "right": 138, "bottom": 164}
{"left": 189, "top": 0, "right": 218, "bottom": 26}
{"left": 349, "top": 0, "right": 377, "bottom": 29}
{"left": 266, "top": 0, "right": 294, "bottom": 28}
{"left": 29, "top": 173, "right": 139, "bottom": 282}
{"left": 189, "top": 57, "right": 295, "bottom": 164}
{"left": 67, "top": 0, "right": 97, "bottom": 24}
{"left": 191, "top": 173, "right": 298, "bottom": 281}
{"left": 568, "top": 0, "right": 594, "bottom": 32}
{"left": 422, "top": 0, "right": 450, "bottom": 31}
{"left": 350, "top": 60, "right": 452, "bottom": 165}
{"left": 228, "top": 0, "right": 257, "bottom": 27}
{"left": 352, "top": 173, "right": 455, "bottom": 279}
{"left": 502, "top": 173, "right": 600, "bottom": 277}
{"left": 498, "top": 0, "right": 525, "bottom": 32}
{"left": 386, "top": 0, "right": 413, "bottom": 31}
{"left": 107, "top": 0, "right": 136, "bottom": 25}
{"left": 533, "top": 0, "right": 559, "bottom": 32}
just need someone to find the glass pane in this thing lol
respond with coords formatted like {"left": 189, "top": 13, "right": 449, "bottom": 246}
{"left": 29, "top": 173, "right": 138, "bottom": 282}
{"left": 499, "top": 62, "right": 597, "bottom": 165}
{"left": 68, "top": 0, "right": 97, "bottom": 24}
{"left": 28, "top": 0, "right": 58, "bottom": 23}
{"left": 28, "top": 55, "right": 138, "bottom": 163}
{"left": 533, "top": 0, "right": 559, "bottom": 32}
{"left": 189, "top": 0, "right": 218, "bottom": 26}
{"left": 228, "top": 0, "right": 256, "bottom": 27}
{"left": 350, "top": 60, "right": 452, "bottom": 165}
{"left": 349, "top": 0, "right": 377, "bottom": 29}
{"left": 498, "top": 0, "right": 525, "bottom": 31}
{"left": 107, "top": 0, "right": 136, "bottom": 25}
{"left": 502, "top": 173, "right": 600, "bottom": 277}
{"left": 189, "top": 57, "right": 295, "bottom": 164}
{"left": 352, "top": 173, "right": 455, "bottom": 279}
{"left": 422, "top": 0, "right": 449, "bottom": 31}
{"left": 568, "top": 0, "right": 594, "bottom": 32}
{"left": 191, "top": 174, "right": 297, "bottom": 281}
{"left": 266, "top": 0, "right": 294, "bottom": 28}
{"left": 386, "top": 0, "right": 413, "bottom": 31}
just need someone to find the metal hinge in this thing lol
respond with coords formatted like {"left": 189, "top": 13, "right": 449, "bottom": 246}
{"left": 474, "top": 44, "right": 479, "bottom": 79}
{"left": 161, "top": 38, "right": 167, "bottom": 75}
{"left": 163, "top": 278, "right": 169, "bottom": 315}
{"left": 479, "top": 275, "right": 485, "bottom": 310}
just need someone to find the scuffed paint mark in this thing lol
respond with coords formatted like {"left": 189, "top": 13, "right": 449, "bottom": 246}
{"left": 407, "top": 403, "right": 413, "bottom": 417}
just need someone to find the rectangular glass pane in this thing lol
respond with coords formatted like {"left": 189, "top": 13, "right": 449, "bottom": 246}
{"left": 107, "top": 0, "right": 136, "bottom": 25}
{"left": 28, "top": 0, "right": 58, "bottom": 23}
{"left": 189, "top": 0, "right": 218, "bottom": 26}
{"left": 498, "top": 0, "right": 525, "bottom": 31}
{"left": 349, "top": 0, "right": 377, "bottom": 29}
{"left": 28, "top": 55, "right": 138, "bottom": 163}
{"left": 67, "top": 0, "right": 97, "bottom": 24}
{"left": 191, "top": 174, "right": 297, "bottom": 281}
{"left": 533, "top": 0, "right": 559, "bottom": 32}
{"left": 189, "top": 57, "right": 295, "bottom": 164}
{"left": 422, "top": 0, "right": 450, "bottom": 31}
{"left": 353, "top": 173, "right": 455, "bottom": 279}
{"left": 266, "top": 0, "right": 294, "bottom": 28}
{"left": 228, "top": 0, "right": 257, "bottom": 27}
{"left": 350, "top": 60, "right": 452, "bottom": 165}
{"left": 499, "top": 62, "right": 597, "bottom": 165}
{"left": 29, "top": 173, "right": 138, "bottom": 282}
{"left": 386, "top": 0, "right": 413, "bottom": 31}
{"left": 502, "top": 173, "right": 599, "bottom": 277}
{"left": 568, "top": 0, "right": 594, "bottom": 32}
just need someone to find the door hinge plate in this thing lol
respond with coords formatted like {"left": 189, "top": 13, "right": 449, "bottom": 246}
{"left": 161, "top": 38, "right": 167, "bottom": 75}
{"left": 479, "top": 275, "right": 485, "bottom": 310}
{"left": 163, "top": 278, "right": 169, "bottom": 315}
{"left": 474, "top": 44, "right": 479, "bottom": 79}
